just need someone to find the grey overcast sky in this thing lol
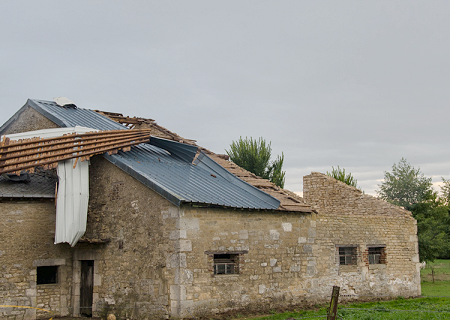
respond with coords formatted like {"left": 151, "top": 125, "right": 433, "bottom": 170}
{"left": 1, "top": 1, "right": 449, "bottom": 195}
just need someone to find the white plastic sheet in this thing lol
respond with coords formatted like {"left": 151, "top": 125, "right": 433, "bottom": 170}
{"left": 54, "top": 158, "right": 89, "bottom": 246}
{"left": 4, "top": 126, "right": 97, "bottom": 246}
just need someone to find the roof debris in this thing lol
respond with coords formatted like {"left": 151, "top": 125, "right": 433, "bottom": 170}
{"left": 98, "top": 109, "right": 314, "bottom": 213}
{"left": 0, "top": 128, "right": 152, "bottom": 175}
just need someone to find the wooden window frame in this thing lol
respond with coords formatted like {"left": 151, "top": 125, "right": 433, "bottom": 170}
{"left": 205, "top": 250, "right": 247, "bottom": 276}
{"left": 213, "top": 254, "right": 239, "bottom": 275}
{"left": 367, "top": 246, "right": 386, "bottom": 264}
{"left": 338, "top": 246, "right": 357, "bottom": 265}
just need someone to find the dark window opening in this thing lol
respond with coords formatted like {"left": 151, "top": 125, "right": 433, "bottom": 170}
{"left": 368, "top": 247, "right": 385, "bottom": 264}
{"left": 339, "top": 247, "right": 357, "bottom": 265}
{"left": 214, "top": 254, "right": 239, "bottom": 275}
{"left": 37, "top": 266, "right": 58, "bottom": 284}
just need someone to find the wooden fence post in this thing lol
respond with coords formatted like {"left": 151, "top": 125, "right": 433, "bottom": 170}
{"left": 327, "top": 286, "right": 340, "bottom": 320}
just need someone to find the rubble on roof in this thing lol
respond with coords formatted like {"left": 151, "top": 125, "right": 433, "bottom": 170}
{"left": 210, "top": 154, "right": 314, "bottom": 213}
{"left": 98, "top": 111, "right": 314, "bottom": 213}
{"left": 95, "top": 110, "right": 197, "bottom": 145}
{"left": 0, "top": 169, "right": 57, "bottom": 198}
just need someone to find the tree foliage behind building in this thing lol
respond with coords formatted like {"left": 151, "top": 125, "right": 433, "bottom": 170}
{"left": 377, "top": 158, "right": 450, "bottom": 262}
{"left": 226, "top": 137, "right": 285, "bottom": 188}
{"left": 377, "top": 157, "right": 433, "bottom": 210}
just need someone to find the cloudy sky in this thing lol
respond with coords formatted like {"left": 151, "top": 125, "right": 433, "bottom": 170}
{"left": 1, "top": 1, "right": 449, "bottom": 195}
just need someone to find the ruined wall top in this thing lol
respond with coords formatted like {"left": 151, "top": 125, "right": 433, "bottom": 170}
{"left": 303, "top": 172, "right": 412, "bottom": 217}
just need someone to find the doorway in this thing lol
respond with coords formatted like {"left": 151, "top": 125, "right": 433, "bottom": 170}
{"left": 80, "top": 260, "right": 94, "bottom": 317}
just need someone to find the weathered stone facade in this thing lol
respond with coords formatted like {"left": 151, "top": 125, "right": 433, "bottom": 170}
{"left": 303, "top": 172, "right": 421, "bottom": 299}
{"left": 0, "top": 201, "right": 72, "bottom": 319}
{"left": 169, "top": 207, "right": 317, "bottom": 318}
{"left": 0, "top": 103, "right": 421, "bottom": 319}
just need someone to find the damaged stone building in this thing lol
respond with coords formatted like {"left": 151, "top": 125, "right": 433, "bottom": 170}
{"left": 0, "top": 99, "right": 421, "bottom": 319}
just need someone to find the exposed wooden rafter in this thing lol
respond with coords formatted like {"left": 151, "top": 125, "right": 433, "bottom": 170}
{"left": 0, "top": 129, "right": 152, "bottom": 175}
{"left": 94, "top": 110, "right": 155, "bottom": 129}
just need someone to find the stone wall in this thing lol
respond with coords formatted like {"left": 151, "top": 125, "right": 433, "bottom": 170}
{"left": 0, "top": 104, "right": 422, "bottom": 319}
{"left": 0, "top": 105, "right": 59, "bottom": 135}
{"left": 303, "top": 172, "right": 421, "bottom": 299}
{"left": 0, "top": 201, "right": 72, "bottom": 319}
{"left": 83, "top": 156, "right": 176, "bottom": 319}
{"left": 169, "top": 207, "right": 318, "bottom": 318}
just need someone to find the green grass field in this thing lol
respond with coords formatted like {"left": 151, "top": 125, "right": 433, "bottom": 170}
{"left": 421, "top": 259, "right": 450, "bottom": 282}
{"left": 234, "top": 260, "right": 450, "bottom": 320}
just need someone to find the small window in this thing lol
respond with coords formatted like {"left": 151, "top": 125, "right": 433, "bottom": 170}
{"left": 214, "top": 254, "right": 238, "bottom": 275}
{"left": 368, "top": 247, "right": 385, "bottom": 264}
{"left": 37, "top": 266, "right": 58, "bottom": 284}
{"left": 339, "top": 247, "right": 357, "bottom": 265}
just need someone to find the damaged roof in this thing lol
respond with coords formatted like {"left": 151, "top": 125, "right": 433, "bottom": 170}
{"left": 105, "top": 141, "right": 279, "bottom": 209}
{"left": 0, "top": 171, "right": 57, "bottom": 198}
{"left": 1, "top": 99, "right": 314, "bottom": 213}
{"left": 0, "top": 99, "right": 126, "bottom": 132}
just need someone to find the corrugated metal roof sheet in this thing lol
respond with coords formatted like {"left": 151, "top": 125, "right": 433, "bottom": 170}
{"left": 0, "top": 171, "right": 57, "bottom": 198}
{"left": 1, "top": 99, "right": 281, "bottom": 210}
{"left": 104, "top": 143, "right": 280, "bottom": 210}
{"left": 28, "top": 99, "right": 126, "bottom": 131}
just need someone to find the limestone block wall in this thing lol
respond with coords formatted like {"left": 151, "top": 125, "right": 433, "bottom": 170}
{"left": 169, "top": 207, "right": 318, "bottom": 318}
{"left": 303, "top": 172, "right": 421, "bottom": 299}
{"left": 84, "top": 157, "right": 176, "bottom": 319}
{"left": 0, "top": 201, "right": 73, "bottom": 319}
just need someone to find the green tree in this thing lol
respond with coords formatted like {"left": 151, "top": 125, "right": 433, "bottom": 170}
{"left": 378, "top": 158, "right": 450, "bottom": 261}
{"left": 226, "top": 137, "right": 286, "bottom": 188}
{"left": 377, "top": 158, "right": 433, "bottom": 210}
{"left": 441, "top": 178, "right": 450, "bottom": 206}
{"left": 410, "top": 195, "right": 450, "bottom": 262}
{"left": 326, "top": 166, "right": 359, "bottom": 189}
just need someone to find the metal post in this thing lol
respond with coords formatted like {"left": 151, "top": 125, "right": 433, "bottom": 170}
{"left": 327, "top": 286, "right": 340, "bottom": 320}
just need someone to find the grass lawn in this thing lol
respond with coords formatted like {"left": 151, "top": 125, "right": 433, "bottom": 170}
{"left": 235, "top": 298, "right": 450, "bottom": 319}
{"left": 422, "top": 259, "right": 450, "bottom": 297}
{"left": 421, "top": 259, "right": 450, "bottom": 282}
{"left": 233, "top": 260, "right": 450, "bottom": 320}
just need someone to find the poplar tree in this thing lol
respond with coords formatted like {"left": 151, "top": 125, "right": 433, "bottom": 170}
{"left": 226, "top": 137, "right": 285, "bottom": 188}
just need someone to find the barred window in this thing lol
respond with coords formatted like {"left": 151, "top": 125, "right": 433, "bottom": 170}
{"left": 339, "top": 247, "right": 357, "bottom": 265}
{"left": 214, "top": 254, "right": 239, "bottom": 275}
{"left": 368, "top": 247, "right": 385, "bottom": 264}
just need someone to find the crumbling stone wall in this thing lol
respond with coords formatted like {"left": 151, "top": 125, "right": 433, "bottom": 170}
{"left": 0, "top": 201, "right": 72, "bottom": 319}
{"left": 303, "top": 172, "right": 421, "bottom": 299}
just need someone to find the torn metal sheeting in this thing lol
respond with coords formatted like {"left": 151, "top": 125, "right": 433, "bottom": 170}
{"left": 54, "top": 158, "right": 89, "bottom": 247}
{"left": 104, "top": 141, "right": 280, "bottom": 210}
{"left": 149, "top": 136, "right": 198, "bottom": 163}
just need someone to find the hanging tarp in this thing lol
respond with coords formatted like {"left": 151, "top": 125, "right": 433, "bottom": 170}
{"left": 54, "top": 158, "right": 89, "bottom": 246}
{"left": 2, "top": 127, "right": 98, "bottom": 246}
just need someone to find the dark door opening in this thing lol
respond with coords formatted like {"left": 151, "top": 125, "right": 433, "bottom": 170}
{"left": 80, "top": 260, "right": 94, "bottom": 317}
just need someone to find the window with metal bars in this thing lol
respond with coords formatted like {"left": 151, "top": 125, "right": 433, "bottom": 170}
{"left": 214, "top": 254, "right": 239, "bottom": 275}
{"left": 338, "top": 247, "right": 357, "bottom": 265}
